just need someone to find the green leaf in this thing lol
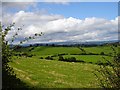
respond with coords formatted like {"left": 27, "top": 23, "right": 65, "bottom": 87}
{"left": 29, "top": 37, "right": 32, "bottom": 39}
{"left": 35, "top": 33, "right": 37, "bottom": 36}
{"left": 20, "top": 41, "right": 23, "bottom": 44}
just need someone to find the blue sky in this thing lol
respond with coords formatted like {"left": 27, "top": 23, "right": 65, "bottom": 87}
{"left": 2, "top": 2, "right": 118, "bottom": 44}
{"left": 6, "top": 2, "right": 118, "bottom": 20}
{"left": 34, "top": 2, "right": 118, "bottom": 20}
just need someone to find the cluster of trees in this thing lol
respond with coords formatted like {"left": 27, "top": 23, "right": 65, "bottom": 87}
{"left": 59, "top": 55, "right": 77, "bottom": 62}
{"left": 28, "top": 43, "right": 103, "bottom": 47}
{"left": 29, "top": 42, "right": 120, "bottom": 47}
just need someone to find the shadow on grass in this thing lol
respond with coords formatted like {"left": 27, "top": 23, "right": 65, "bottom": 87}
{"left": 2, "top": 67, "right": 37, "bottom": 90}
{"left": 2, "top": 68, "right": 52, "bottom": 90}
{"left": 2, "top": 72, "right": 26, "bottom": 89}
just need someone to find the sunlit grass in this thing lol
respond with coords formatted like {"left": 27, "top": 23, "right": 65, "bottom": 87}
{"left": 9, "top": 57, "right": 100, "bottom": 88}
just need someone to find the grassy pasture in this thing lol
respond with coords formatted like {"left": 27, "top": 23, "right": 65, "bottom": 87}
{"left": 63, "top": 55, "right": 113, "bottom": 63}
{"left": 16, "top": 45, "right": 118, "bottom": 56}
{"left": 9, "top": 45, "right": 118, "bottom": 88}
{"left": 83, "top": 46, "right": 118, "bottom": 55}
{"left": 16, "top": 46, "right": 82, "bottom": 55}
{"left": 15, "top": 45, "right": 115, "bottom": 64}
{"left": 9, "top": 57, "right": 100, "bottom": 88}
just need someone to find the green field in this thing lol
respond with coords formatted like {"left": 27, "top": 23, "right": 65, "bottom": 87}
{"left": 10, "top": 57, "right": 100, "bottom": 88}
{"left": 16, "top": 45, "right": 118, "bottom": 55}
{"left": 9, "top": 45, "right": 119, "bottom": 88}
{"left": 63, "top": 55, "right": 112, "bottom": 63}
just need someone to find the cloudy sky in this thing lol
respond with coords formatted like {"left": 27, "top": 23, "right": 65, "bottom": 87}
{"left": 1, "top": 0, "right": 119, "bottom": 44}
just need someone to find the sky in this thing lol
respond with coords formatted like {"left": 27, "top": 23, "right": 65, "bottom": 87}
{"left": 1, "top": 1, "right": 119, "bottom": 44}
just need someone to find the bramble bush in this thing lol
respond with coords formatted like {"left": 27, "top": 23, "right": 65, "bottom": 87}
{"left": 1, "top": 22, "right": 42, "bottom": 89}
{"left": 1, "top": 23, "right": 28, "bottom": 89}
{"left": 94, "top": 46, "right": 120, "bottom": 88}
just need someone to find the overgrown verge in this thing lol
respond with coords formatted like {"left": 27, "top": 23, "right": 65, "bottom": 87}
{"left": 94, "top": 47, "right": 120, "bottom": 88}
{"left": 1, "top": 23, "right": 42, "bottom": 89}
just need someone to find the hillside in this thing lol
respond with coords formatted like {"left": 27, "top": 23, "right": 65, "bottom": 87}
{"left": 9, "top": 44, "right": 119, "bottom": 88}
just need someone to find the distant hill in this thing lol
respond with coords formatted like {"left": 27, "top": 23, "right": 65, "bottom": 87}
{"left": 21, "top": 40, "right": 120, "bottom": 47}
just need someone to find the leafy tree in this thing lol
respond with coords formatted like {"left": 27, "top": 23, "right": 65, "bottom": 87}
{"left": 94, "top": 46, "right": 120, "bottom": 88}
{"left": 1, "top": 22, "right": 42, "bottom": 89}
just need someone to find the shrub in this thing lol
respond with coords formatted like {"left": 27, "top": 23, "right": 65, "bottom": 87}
{"left": 89, "top": 52, "right": 99, "bottom": 55}
{"left": 94, "top": 48, "right": 120, "bottom": 88}
{"left": 27, "top": 54, "right": 33, "bottom": 57}
{"left": 108, "top": 52, "right": 112, "bottom": 56}
{"left": 97, "top": 62, "right": 104, "bottom": 65}
{"left": 40, "top": 57, "right": 43, "bottom": 59}
{"left": 88, "top": 62, "right": 93, "bottom": 64}
{"left": 100, "top": 52, "right": 105, "bottom": 55}
{"left": 45, "top": 56, "right": 53, "bottom": 60}
{"left": 96, "top": 61, "right": 110, "bottom": 66}
{"left": 21, "top": 52, "right": 28, "bottom": 57}
{"left": 51, "top": 54, "right": 57, "bottom": 57}
{"left": 62, "top": 57, "right": 77, "bottom": 62}
{"left": 28, "top": 47, "right": 34, "bottom": 51}
{"left": 1, "top": 23, "right": 42, "bottom": 89}
{"left": 58, "top": 53, "right": 68, "bottom": 56}
{"left": 68, "top": 57, "right": 77, "bottom": 62}
{"left": 78, "top": 60, "right": 85, "bottom": 63}
{"left": 1, "top": 23, "right": 29, "bottom": 88}
{"left": 58, "top": 55, "right": 64, "bottom": 61}
{"left": 81, "top": 53, "right": 87, "bottom": 55}
{"left": 70, "top": 53, "right": 81, "bottom": 55}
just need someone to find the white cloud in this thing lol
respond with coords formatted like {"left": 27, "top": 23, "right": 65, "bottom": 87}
{"left": 2, "top": 0, "right": 119, "bottom": 2}
{"left": 2, "top": 10, "right": 118, "bottom": 44}
{"left": 13, "top": 11, "right": 63, "bottom": 23}
{"left": 2, "top": 0, "right": 37, "bottom": 2}
{"left": 3, "top": 10, "right": 64, "bottom": 27}
{"left": 2, "top": 0, "right": 69, "bottom": 5}
{"left": 43, "top": 0, "right": 69, "bottom": 4}
{"left": 2, "top": 2, "right": 36, "bottom": 10}
{"left": 2, "top": 2, "right": 37, "bottom": 17}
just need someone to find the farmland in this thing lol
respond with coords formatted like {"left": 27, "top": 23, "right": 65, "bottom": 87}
{"left": 9, "top": 44, "right": 119, "bottom": 88}
{"left": 9, "top": 57, "right": 99, "bottom": 88}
